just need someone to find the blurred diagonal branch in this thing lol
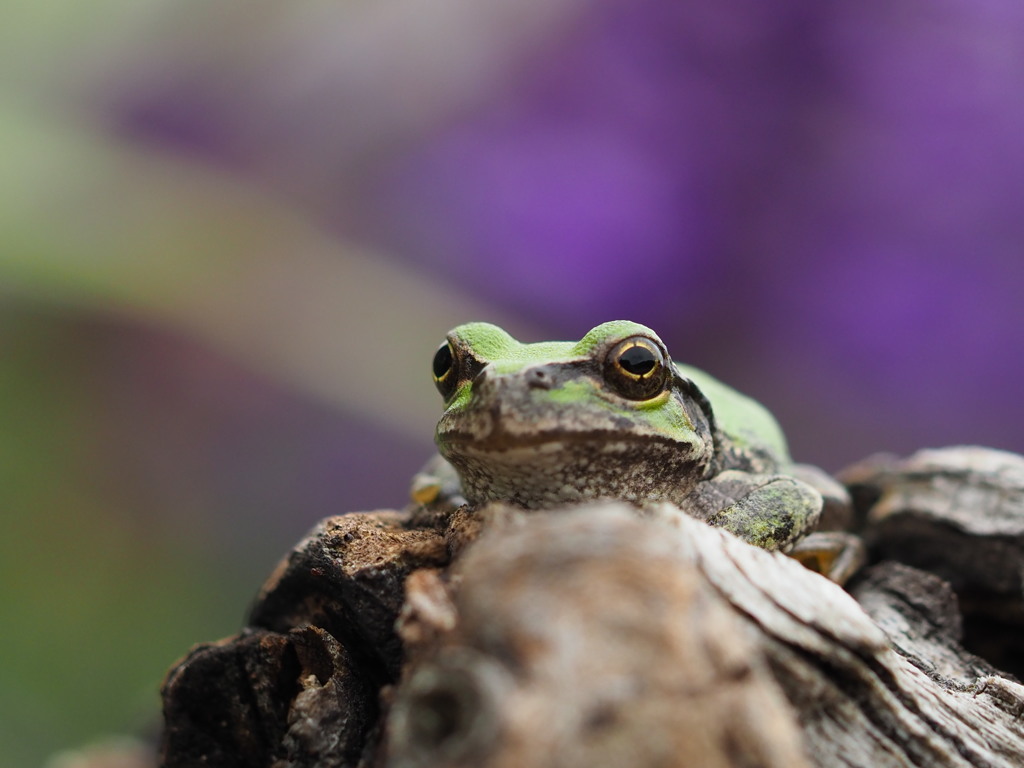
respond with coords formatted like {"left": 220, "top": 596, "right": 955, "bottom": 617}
{"left": 0, "top": 98, "right": 521, "bottom": 435}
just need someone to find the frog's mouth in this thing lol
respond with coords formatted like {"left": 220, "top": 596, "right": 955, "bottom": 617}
{"left": 436, "top": 389, "right": 698, "bottom": 459}
{"left": 438, "top": 426, "right": 686, "bottom": 455}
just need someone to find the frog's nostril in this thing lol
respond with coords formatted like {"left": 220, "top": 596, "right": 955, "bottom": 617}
{"left": 526, "top": 365, "right": 556, "bottom": 390}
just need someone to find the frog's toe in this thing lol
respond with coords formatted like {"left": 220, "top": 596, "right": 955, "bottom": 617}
{"left": 789, "top": 531, "right": 867, "bottom": 585}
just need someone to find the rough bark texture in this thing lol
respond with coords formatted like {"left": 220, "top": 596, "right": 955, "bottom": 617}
{"left": 842, "top": 446, "right": 1024, "bottom": 680}
{"left": 160, "top": 446, "right": 1024, "bottom": 767}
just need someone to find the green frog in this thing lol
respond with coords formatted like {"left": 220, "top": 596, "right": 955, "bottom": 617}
{"left": 414, "top": 320, "right": 837, "bottom": 555}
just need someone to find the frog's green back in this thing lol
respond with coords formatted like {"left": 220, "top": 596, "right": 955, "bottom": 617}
{"left": 675, "top": 363, "right": 791, "bottom": 464}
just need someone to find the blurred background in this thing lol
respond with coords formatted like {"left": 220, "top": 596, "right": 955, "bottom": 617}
{"left": 3, "top": 0, "right": 1023, "bottom": 764}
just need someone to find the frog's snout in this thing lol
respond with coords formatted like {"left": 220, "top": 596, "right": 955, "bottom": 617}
{"left": 472, "top": 366, "right": 555, "bottom": 406}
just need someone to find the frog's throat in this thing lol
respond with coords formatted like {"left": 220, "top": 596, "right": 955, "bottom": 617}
{"left": 445, "top": 440, "right": 710, "bottom": 509}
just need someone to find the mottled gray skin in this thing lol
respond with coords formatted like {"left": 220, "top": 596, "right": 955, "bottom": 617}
{"left": 424, "top": 321, "right": 822, "bottom": 551}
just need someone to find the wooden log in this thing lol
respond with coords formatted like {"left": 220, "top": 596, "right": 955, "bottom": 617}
{"left": 159, "top": 448, "right": 1024, "bottom": 767}
{"left": 385, "top": 504, "right": 1024, "bottom": 767}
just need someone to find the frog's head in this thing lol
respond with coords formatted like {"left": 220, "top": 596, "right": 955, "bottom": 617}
{"left": 431, "top": 321, "right": 716, "bottom": 508}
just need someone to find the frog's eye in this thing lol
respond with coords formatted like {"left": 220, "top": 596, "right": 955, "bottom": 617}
{"left": 432, "top": 341, "right": 458, "bottom": 399}
{"left": 603, "top": 336, "right": 670, "bottom": 400}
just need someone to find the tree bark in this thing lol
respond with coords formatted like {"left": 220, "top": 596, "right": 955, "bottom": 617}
{"left": 160, "top": 447, "right": 1024, "bottom": 768}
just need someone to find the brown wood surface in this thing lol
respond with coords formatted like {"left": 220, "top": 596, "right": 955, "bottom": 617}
{"left": 159, "top": 447, "right": 1024, "bottom": 767}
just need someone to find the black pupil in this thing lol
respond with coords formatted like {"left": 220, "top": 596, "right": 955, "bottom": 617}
{"left": 618, "top": 345, "right": 657, "bottom": 376}
{"left": 433, "top": 343, "right": 454, "bottom": 379}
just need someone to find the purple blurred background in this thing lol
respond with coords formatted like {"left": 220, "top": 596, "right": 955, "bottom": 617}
{"left": 110, "top": 0, "right": 1024, "bottom": 465}
{"left": 4, "top": 0, "right": 1024, "bottom": 762}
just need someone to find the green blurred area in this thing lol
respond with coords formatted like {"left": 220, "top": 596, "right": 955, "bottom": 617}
{"left": 0, "top": 4, "right": 505, "bottom": 764}
{"left": 0, "top": 4, "right": 181, "bottom": 760}
{"left": 0, "top": 315, "right": 254, "bottom": 767}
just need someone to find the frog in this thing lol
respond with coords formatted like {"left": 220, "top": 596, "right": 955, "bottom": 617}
{"left": 413, "top": 320, "right": 857, "bottom": 568}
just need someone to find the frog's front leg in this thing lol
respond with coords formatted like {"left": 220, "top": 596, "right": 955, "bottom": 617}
{"left": 410, "top": 455, "right": 467, "bottom": 510}
{"left": 684, "top": 470, "right": 823, "bottom": 552}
